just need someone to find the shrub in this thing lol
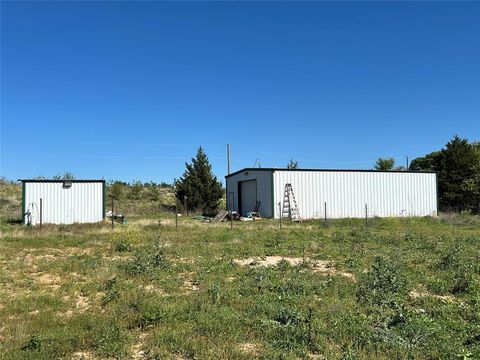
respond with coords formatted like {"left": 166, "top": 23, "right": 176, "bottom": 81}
{"left": 439, "top": 242, "right": 462, "bottom": 270}
{"left": 100, "top": 277, "right": 120, "bottom": 306}
{"left": 123, "top": 240, "right": 169, "bottom": 277}
{"left": 356, "top": 257, "right": 408, "bottom": 309}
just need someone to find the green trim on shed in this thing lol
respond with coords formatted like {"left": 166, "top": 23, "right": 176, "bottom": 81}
{"left": 22, "top": 182, "right": 26, "bottom": 224}
{"left": 103, "top": 181, "right": 106, "bottom": 219}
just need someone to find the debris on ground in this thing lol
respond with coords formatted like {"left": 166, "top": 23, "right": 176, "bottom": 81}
{"left": 194, "top": 215, "right": 212, "bottom": 222}
{"left": 212, "top": 210, "right": 229, "bottom": 222}
{"left": 194, "top": 210, "right": 240, "bottom": 222}
{"left": 106, "top": 210, "right": 127, "bottom": 224}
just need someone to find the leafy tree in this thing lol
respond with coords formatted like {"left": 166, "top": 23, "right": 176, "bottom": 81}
{"left": 459, "top": 141, "right": 480, "bottom": 213}
{"left": 409, "top": 137, "right": 479, "bottom": 213}
{"left": 147, "top": 185, "right": 161, "bottom": 203}
{"left": 461, "top": 165, "right": 480, "bottom": 213}
{"left": 437, "top": 136, "right": 477, "bottom": 211}
{"left": 374, "top": 158, "right": 395, "bottom": 171}
{"left": 108, "top": 181, "right": 125, "bottom": 201}
{"left": 128, "top": 181, "right": 144, "bottom": 200}
{"left": 409, "top": 151, "right": 442, "bottom": 171}
{"left": 52, "top": 171, "right": 75, "bottom": 180}
{"left": 287, "top": 159, "right": 299, "bottom": 169}
{"left": 174, "top": 147, "right": 223, "bottom": 216}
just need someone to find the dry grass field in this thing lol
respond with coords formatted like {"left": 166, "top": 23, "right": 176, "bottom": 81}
{"left": 0, "top": 211, "right": 479, "bottom": 359}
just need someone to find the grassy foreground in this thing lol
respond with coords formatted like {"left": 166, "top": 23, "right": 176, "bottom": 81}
{"left": 0, "top": 215, "right": 479, "bottom": 359}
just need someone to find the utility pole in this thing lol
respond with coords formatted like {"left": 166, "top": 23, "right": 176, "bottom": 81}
{"left": 406, "top": 156, "right": 409, "bottom": 170}
{"left": 227, "top": 143, "right": 230, "bottom": 175}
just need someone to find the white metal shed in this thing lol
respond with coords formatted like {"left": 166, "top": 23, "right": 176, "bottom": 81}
{"left": 21, "top": 179, "right": 105, "bottom": 225}
{"left": 225, "top": 168, "right": 438, "bottom": 219}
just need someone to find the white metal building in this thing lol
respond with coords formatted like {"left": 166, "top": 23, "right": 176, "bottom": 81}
{"left": 21, "top": 180, "right": 105, "bottom": 225}
{"left": 225, "top": 168, "right": 438, "bottom": 219}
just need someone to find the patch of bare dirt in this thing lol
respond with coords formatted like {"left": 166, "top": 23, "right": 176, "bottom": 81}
{"left": 233, "top": 256, "right": 355, "bottom": 280}
{"left": 75, "top": 292, "right": 90, "bottom": 312}
{"left": 140, "top": 284, "right": 167, "bottom": 296}
{"left": 131, "top": 333, "right": 148, "bottom": 359}
{"left": 181, "top": 272, "right": 199, "bottom": 294}
{"left": 24, "top": 247, "right": 94, "bottom": 260}
{"left": 183, "top": 279, "right": 199, "bottom": 293}
{"left": 33, "top": 273, "right": 62, "bottom": 290}
{"left": 71, "top": 351, "right": 97, "bottom": 359}
{"left": 410, "top": 289, "right": 458, "bottom": 303}
{"left": 311, "top": 260, "right": 356, "bottom": 280}
{"left": 57, "top": 309, "right": 74, "bottom": 318}
{"left": 238, "top": 342, "right": 259, "bottom": 355}
{"left": 1, "top": 285, "right": 32, "bottom": 299}
{"left": 21, "top": 248, "right": 95, "bottom": 275}
{"left": 108, "top": 255, "right": 134, "bottom": 262}
{"left": 176, "top": 257, "right": 195, "bottom": 264}
{"left": 57, "top": 292, "right": 90, "bottom": 318}
{"left": 233, "top": 256, "right": 304, "bottom": 267}
{"left": 307, "top": 353, "right": 326, "bottom": 360}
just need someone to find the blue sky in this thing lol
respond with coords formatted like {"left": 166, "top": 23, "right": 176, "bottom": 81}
{"left": 1, "top": 1, "right": 479, "bottom": 184}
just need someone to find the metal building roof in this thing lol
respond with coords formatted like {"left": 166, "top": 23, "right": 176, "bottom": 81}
{"left": 225, "top": 167, "right": 436, "bottom": 178}
{"left": 19, "top": 179, "right": 105, "bottom": 183}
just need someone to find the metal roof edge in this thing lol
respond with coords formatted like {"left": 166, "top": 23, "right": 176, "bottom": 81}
{"left": 225, "top": 168, "right": 437, "bottom": 178}
{"left": 18, "top": 179, "right": 106, "bottom": 183}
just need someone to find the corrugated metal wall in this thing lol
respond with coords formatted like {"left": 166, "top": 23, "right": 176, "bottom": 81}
{"left": 226, "top": 170, "right": 273, "bottom": 217}
{"left": 273, "top": 170, "right": 437, "bottom": 219}
{"left": 24, "top": 182, "right": 104, "bottom": 225}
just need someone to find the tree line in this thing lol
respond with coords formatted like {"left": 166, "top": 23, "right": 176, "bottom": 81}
{"left": 409, "top": 136, "right": 479, "bottom": 213}
{"left": 373, "top": 136, "right": 479, "bottom": 213}
{"left": 33, "top": 135, "right": 479, "bottom": 216}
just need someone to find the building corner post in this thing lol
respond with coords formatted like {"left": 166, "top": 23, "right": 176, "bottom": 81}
{"left": 270, "top": 171, "right": 275, "bottom": 219}
{"left": 21, "top": 181, "right": 25, "bottom": 225}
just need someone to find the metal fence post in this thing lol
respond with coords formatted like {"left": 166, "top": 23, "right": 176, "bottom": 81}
{"left": 365, "top": 203, "right": 368, "bottom": 228}
{"left": 40, "top": 198, "right": 43, "bottom": 229}
{"left": 324, "top": 202, "right": 327, "bottom": 227}
{"left": 111, "top": 199, "right": 114, "bottom": 229}
{"left": 279, "top": 202, "right": 282, "bottom": 230}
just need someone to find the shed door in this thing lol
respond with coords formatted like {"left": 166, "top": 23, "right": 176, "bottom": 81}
{"left": 239, "top": 180, "right": 257, "bottom": 216}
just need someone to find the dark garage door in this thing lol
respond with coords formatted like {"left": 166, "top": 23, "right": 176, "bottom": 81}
{"left": 239, "top": 180, "right": 257, "bottom": 217}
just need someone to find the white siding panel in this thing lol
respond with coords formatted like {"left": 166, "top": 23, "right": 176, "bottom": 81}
{"left": 24, "top": 182, "right": 104, "bottom": 225}
{"left": 273, "top": 171, "right": 437, "bottom": 219}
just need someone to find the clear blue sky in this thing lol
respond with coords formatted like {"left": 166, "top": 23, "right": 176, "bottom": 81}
{"left": 1, "top": 1, "right": 479, "bottom": 184}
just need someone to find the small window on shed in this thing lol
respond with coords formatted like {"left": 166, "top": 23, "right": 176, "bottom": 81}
{"left": 63, "top": 180, "right": 72, "bottom": 189}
